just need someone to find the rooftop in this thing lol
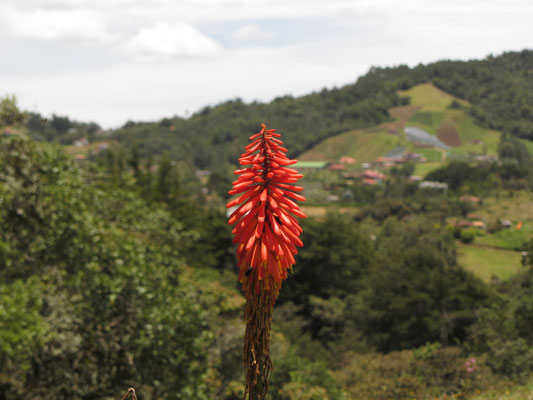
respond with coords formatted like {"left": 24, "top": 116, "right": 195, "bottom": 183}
{"left": 293, "top": 161, "right": 329, "bottom": 169}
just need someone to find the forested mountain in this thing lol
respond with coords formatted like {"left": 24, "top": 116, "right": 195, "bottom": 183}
{"left": 27, "top": 50, "right": 532, "bottom": 171}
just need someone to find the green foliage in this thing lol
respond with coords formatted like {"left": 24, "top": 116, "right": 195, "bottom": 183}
{"left": 351, "top": 218, "right": 490, "bottom": 351}
{"left": 24, "top": 111, "right": 100, "bottom": 144}
{"left": 499, "top": 133, "right": 533, "bottom": 166}
{"left": 0, "top": 95, "right": 25, "bottom": 127}
{"left": 426, "top": 161, "right": 488, "bottom": 191}
{"left": 0, "top": 136, "right": 237, "bottom": 399}
{"left": 278, "top": 213, "right": 374, "bottom": 343}
{"left": 337, "top": 346, "right": 495, "bottom": 400}
{"left": 460, "top": 228, "right": 478, "bottom": 243}
{"left": 269, "top": 348, "right": 344, "bottom": 400}
{"left": 0, "top": 278, "right": 47, "bottom": 389}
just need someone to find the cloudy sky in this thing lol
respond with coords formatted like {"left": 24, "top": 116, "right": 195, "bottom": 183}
{"left": 0, "top": 0, "right": 531, "bottom": 128}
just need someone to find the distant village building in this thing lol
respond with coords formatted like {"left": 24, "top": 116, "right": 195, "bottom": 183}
{"left": 361, "top": 162, "right": 371, "bottom": 169}
{"left": 195, "top": 170, "right": 211, "bottom": 178}
{"left": 98, "top": 143, "right": 109, "bottom": 152}
{"left": 466, "top": 213, "right": 483, "bottom": 220}
{"left": 460, "top": 195, "right": 481, "bottom": 204}
{"left": 74, "top": 138, "right": 89, "bottom": 147}
{"left": 419, "top": 181, "right": 448, "bottom": 191}
{"left": 475, "top": 155, "right": 498, "bottom": 164}
{"left": 2, "top": 128, "right": 18, "bottom": 136}
{"left": 404, "top": 152, "right": 425, "bottom": 162}
{"left": 326, "top": 195, "right": 339, "bottom": 202}
{"left": 339, "top": 156, "right": 356, "bottom": 164}
{"left": 470, "top": 221, "right": 486, "bottom": 230}
{"left": 328, "top": 164, "right": 346, "bottom": 171}
{"left": 499, "top": 219, "right": 512, "bottom": 228}
{"left": 68, "top": 128, "right": 78, "bottom": 134}
{"left": 293, "top": 161, "right": 329, "bottom": 170}
{"left": 342, "top": 189, "right": 354, "bottom": 201}
{"left": 409, "top": 175, "right": 422, "bottom": 182}
{"left": 361, "top": 170, "right": 386, "bottom": 185}
{"left": 362, "top": 177, "right": 378, "bottom": 185}
{"left": 364, "top": 170, "right": 386, "bottom": 180}
{"left": 455, "top": 219, "right": 486, "bottom": 230}
{"left": 74, "top": 154, "right": 86, "bottom": 161}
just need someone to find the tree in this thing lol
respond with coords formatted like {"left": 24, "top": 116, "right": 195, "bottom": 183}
{"left": 0, "top": 95, "right": 25, "bottom": 127}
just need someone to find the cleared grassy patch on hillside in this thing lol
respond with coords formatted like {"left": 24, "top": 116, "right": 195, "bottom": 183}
{"left": 478, "top": 191, "right": 533, "bottom": 223}
{"left": 399, "top": 83, "right": 468, "bottom": 111}
{"left": 400, "top": 84, "right": 501, "bottom": 155}
{"left": 300, "top": 127, "right": 402, "bottom": 163}
{"left": 414, "top": 161, "right": 443, "bottom": 176}
{"left": 457, "top": 243, "right": 523, "bottom": 282}
{"left": 302, "top": 83, "right": 505, "bottom": 165}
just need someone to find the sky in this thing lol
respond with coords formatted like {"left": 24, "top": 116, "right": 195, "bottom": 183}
{"left": 0, "top": 0, "right": 532, "bottom": 128}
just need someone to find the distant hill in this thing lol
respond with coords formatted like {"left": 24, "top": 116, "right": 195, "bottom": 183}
{"left": 26, "top": 49, "right": 533, "bottom": 171}
{"left": 299, "top": 83, "right": 508, "bottom": 175}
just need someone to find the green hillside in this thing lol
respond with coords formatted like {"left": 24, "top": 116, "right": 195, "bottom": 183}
{"left": 300, "top": 83, "right": 504, "bottom": 168}
{"left": 22, "top": 50, "right": 533, "bottom": 176}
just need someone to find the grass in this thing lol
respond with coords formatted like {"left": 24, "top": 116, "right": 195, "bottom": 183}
{"left": 400, "top": 83, "right": 502, "bottom": 155}
{"left": 301, "top": 82, "right": 531, "bottom": 169}
{"left": 475, "top": 225, "right": 533, "bottom": 251}
{"left": 478, "top": 191, "right": 533, "bottom": 223}
{"left": 457, "top": 243, "right": 523, "bottom": 282}
{"left": 413, "top": 161, "right": 443, "bottom": 177}
{"left": 399, "top": 83, "right": 468, "bottom": 112}
{"left": 300, "top": 127, "right": 402, "bottom": 163}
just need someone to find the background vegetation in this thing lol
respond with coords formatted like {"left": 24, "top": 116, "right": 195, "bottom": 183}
{"left": 2, "top": 50, "right": 533, "bottom": 399}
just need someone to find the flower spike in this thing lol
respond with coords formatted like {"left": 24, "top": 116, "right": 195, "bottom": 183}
{"left": 227, "top": 124, "right": 305, "bottom": 400}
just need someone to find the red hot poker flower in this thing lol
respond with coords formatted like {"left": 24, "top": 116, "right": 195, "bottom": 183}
{"left": 227, "top": 124, "right": 306, "bottom": 400}
{"left": 227, "top": 124, "right": 306, "bottom": 295}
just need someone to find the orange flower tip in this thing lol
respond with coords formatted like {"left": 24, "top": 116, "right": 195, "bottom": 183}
{"left": 260, "top": 123, "right": 267, "bottom": 130}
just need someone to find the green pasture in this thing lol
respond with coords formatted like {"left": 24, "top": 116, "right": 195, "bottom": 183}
{"left": 300, "top": 127, "right": 403, "bottom": 163}
{"left": 302, "top": 83, "right": 509, "bottom": 165}
{"left": 457, "top": 243, "right": 523, "bottom": 282}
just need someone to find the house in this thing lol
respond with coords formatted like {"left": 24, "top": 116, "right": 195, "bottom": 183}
{"left": 339, "top": 156, "right": 356, "bottom": 164}
{"left": 363, "top": 170, "right": 386, "bottom": 180}
{"left": 419, "top": 181, "right": 448, "bottom": 191}
{"left": 460, "top": 195, "right": 481, "bottom": 204}
{"left": 467, "top": 212, "right": 483, "bottom": 220}
{"left": 74, "top": 154, "right": 86, "bottom": 160}
{"left": 362, "top": 177, "right": 378, "bottom": 185}
{"left": 2, "top": 128, "right": 18, "bottom": 136}
{"left": 500, "top": 219, "right": 512, "bottom": 228}
{"left": 470, "top": 221, "right": 486, "bottom": 230}
{"left": 74, "top": 138, "right": 89, "bottom": 147}
{"left": 293, "top": 161, "right": 328, "bottom": 170}
{"left": 328, "top": 164, "right": 346, "bottom": 171}
{"left": 195, "top": 170, "right": 211, "bottom": 178}
{"left": 98, "top": 143, "right": 109, "bottom": 152}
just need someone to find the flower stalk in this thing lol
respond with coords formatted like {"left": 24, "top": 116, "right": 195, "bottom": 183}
{"left": 227, "top": 124, "right": 306, "bottom": 400}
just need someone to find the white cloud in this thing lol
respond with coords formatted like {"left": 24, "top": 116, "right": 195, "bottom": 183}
{"left": 0, "top": 6, "right": 110, "bottom": 42}
{"left": 231, "top": 24, "right": 275, "bottom": 41}
{"left": 126, "top": 22, "right": 222, "bottom": 61}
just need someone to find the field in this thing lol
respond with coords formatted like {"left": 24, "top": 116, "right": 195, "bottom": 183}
{"left": 300, "top": 83, "right": 504, "bottom": 175}
{"left": 299, "top": 127, "right": 402, "bottom": 163}
{"left": 457, "top": 243, "right": 523, "bottom": 282}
